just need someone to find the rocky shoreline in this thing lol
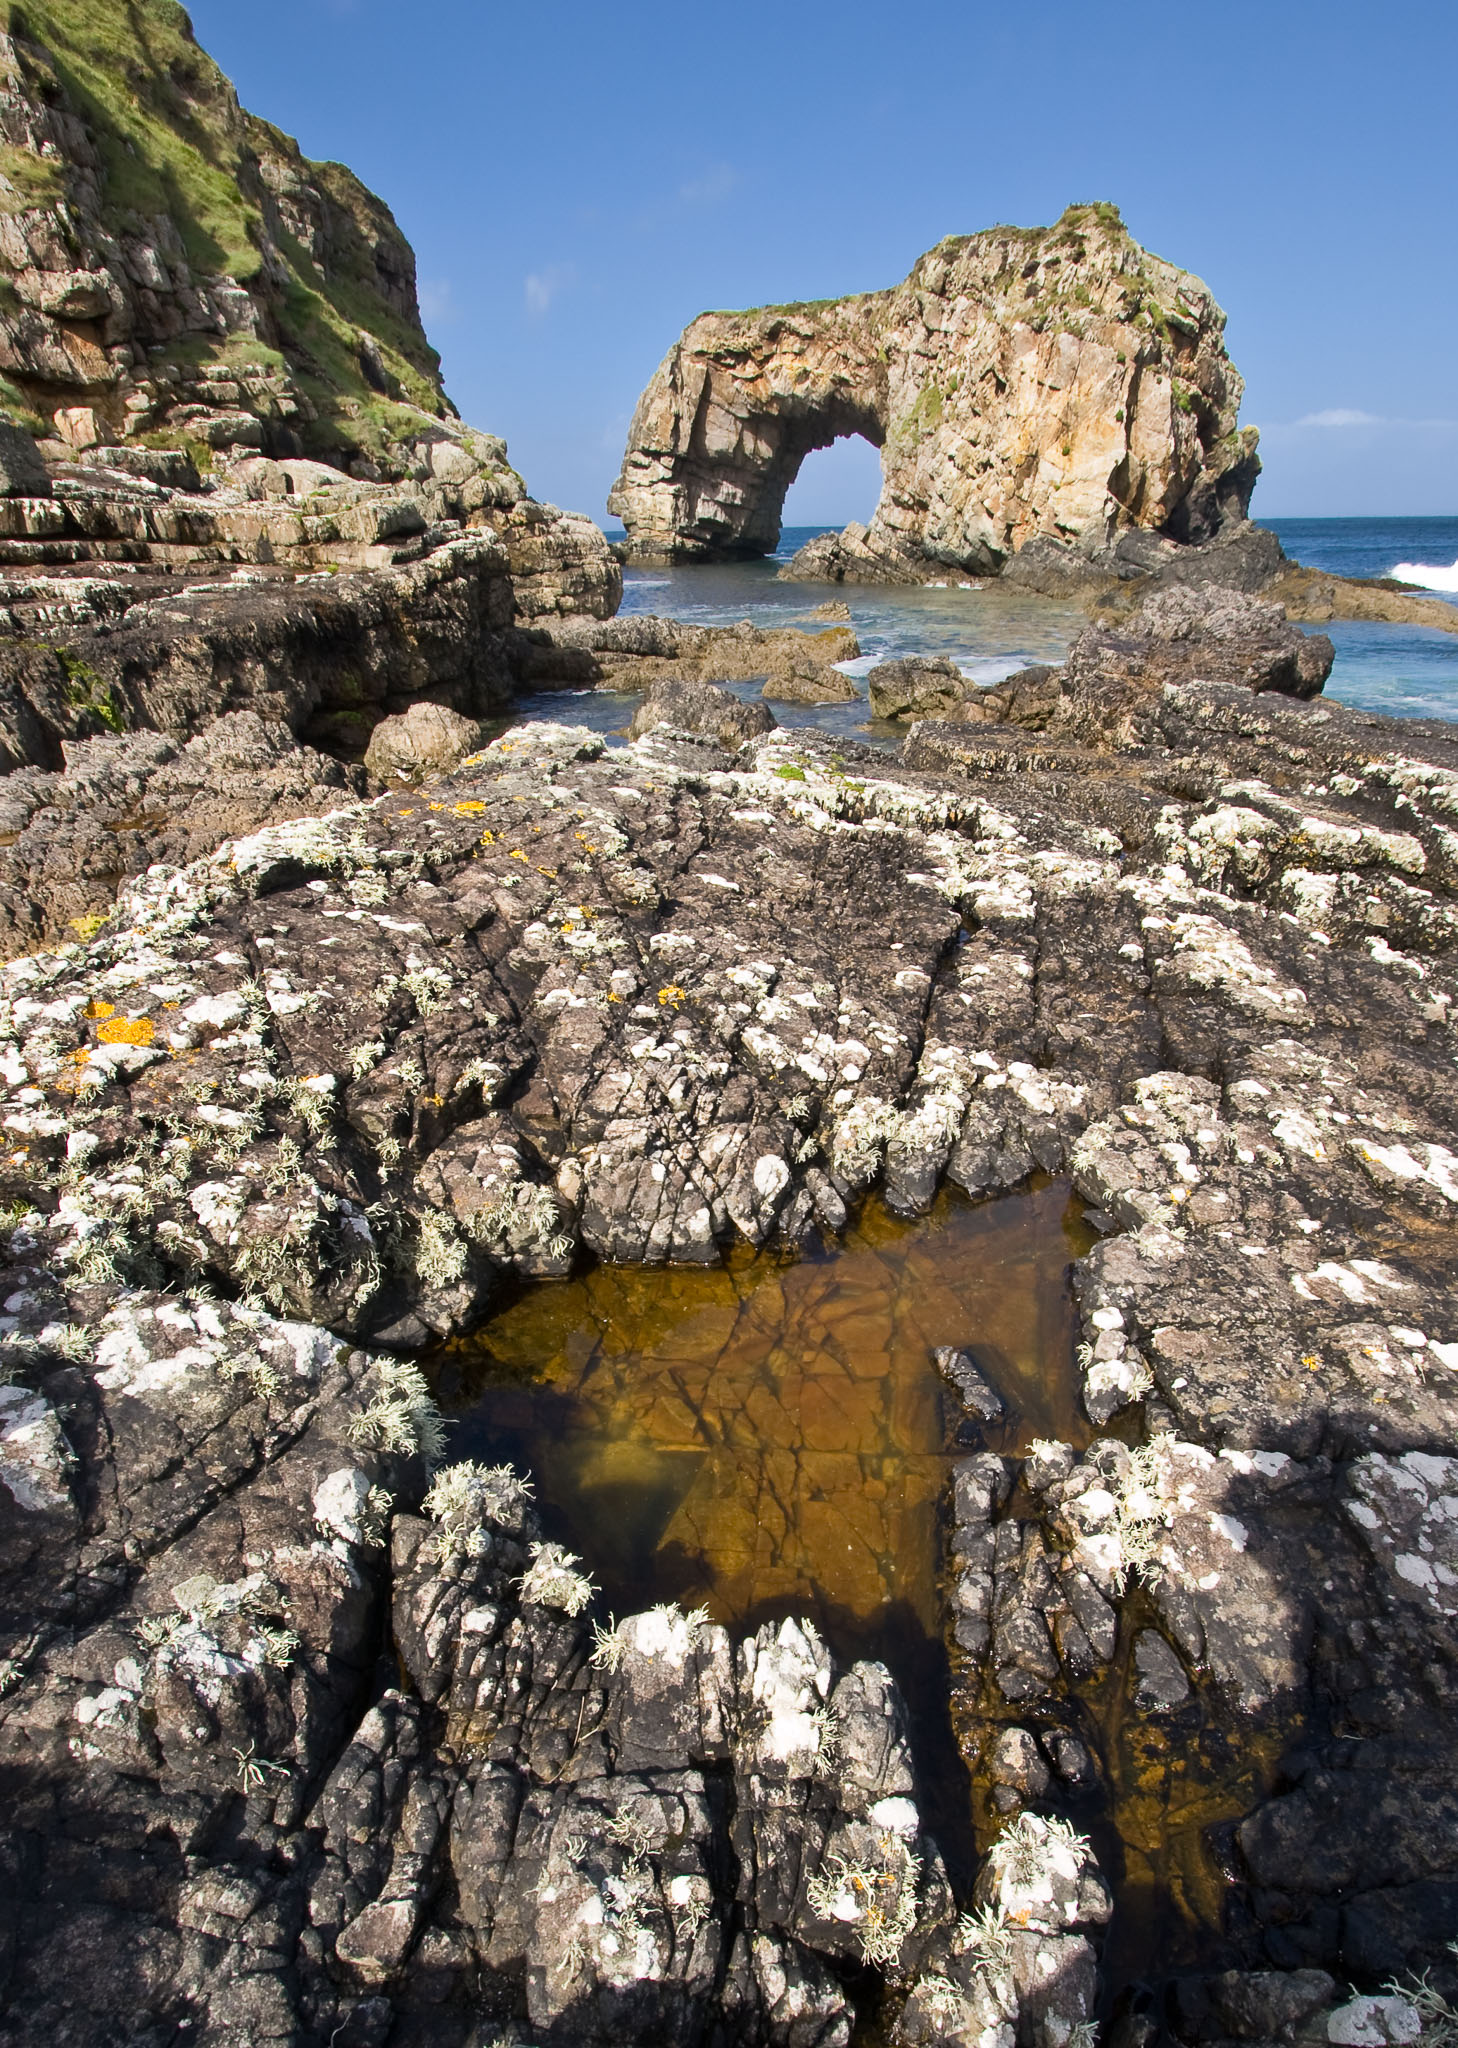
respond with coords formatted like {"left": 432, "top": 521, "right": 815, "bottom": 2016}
{"left": 0, "top": 7, "right": 1456, "bottom": 2045}
{"left": 1, "top": 592, "right": 1457, "bottom": 2041}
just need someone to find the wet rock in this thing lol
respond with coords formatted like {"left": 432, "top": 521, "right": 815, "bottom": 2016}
{"left": 628, "top": 675, "right": 775, "bottom": 752}
{"left": 949, "top": 1454, "right": 1012, "bottom": 1660}
{"left": 1132, "top": 1630, "right": 1191, "bottom": 1712}
{"left": 364, "top": 701, "right": 485, "bottom": 781}
{"left": 988, "top": 1725, "right": 1051, "bottom": 1811}
{"left": 1171, "top": 1967, "right": 1337, "bottom": 2042}
{"left": 868, "top": 656, "right": 971, "bottom": 721}
{"left": 1043, "top": 1729, "right": 1098, "bottom": 1789}
{"left": 933, "top": 1345, "right": 1006, "bottom": 1423}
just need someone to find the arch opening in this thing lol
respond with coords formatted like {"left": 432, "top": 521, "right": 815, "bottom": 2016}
{"left": 780, "top": 432, "right": 885, "bottom": 545}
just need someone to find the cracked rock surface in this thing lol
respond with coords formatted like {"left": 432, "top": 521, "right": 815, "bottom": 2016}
{"left": 1, "top": 654, "right": 1457, "bottom": 2039}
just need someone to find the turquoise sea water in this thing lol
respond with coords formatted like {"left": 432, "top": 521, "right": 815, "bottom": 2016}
{"left": 512, "top": 519, "right": 1458, "bottom": 743}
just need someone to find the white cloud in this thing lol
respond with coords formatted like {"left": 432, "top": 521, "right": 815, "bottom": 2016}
{"left": 1272, "top": 409, "right": 1458, "bottom": 432}
{"left": 1295, "top": 407, "right": 1386, "bottom": 428}
{"left": 524, "top": 264, "right": 574, "bottom": 317}
{"left": 417, "top": 277, "right": 455, "bottom": 325}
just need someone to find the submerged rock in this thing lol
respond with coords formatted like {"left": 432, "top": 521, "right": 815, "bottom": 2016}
{"left": 1132, "top": 1629, "right": 1191, "bottom": 1712}
{"left": 933, "top": 1346, "right": 1006, "bottom": 1423}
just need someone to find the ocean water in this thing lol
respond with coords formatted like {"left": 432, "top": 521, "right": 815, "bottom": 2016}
{"left": 1263, "top": 515, "right": 1458, "bottom": 591}
{"left": 512, "top": 519, "right": 1458, "bottom": 742}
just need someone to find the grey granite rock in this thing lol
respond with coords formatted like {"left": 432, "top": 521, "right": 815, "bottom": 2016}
{"left": 933, "top": 1345, "right": 1006, "bottom": 1423}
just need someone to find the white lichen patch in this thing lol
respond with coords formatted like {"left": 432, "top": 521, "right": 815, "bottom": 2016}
{"left": 0, "top": 1382, "right": 73, "bottom": 1512}
{"left": 1346, "top": 1452, "right": 1458, "bottom": 1617}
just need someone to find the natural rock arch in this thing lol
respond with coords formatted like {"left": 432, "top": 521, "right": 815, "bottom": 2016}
{"left": 610, "top": 205, "right": 1261, "bottom": 578}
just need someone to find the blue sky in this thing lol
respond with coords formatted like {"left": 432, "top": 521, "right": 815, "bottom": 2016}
{"left": 190, "top": 0, "right": 1457, "bottom": 526}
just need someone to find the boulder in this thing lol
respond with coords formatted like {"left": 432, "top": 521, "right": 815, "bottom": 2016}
{"left": 629, "top": 676, "right": 775, "bottom": 752}
{"left": 868, "top": 655, "right": 970, "bottom": 720}
{"left": 762, "top": 653, "right": 858, "bottom": 704}
{"left": 364, "top": 701, "right": 485, "bottom": 780}
{"left": 0, "top": 421, "right": 52, "bottom": 497}
{"left": 1071, "top": 584, "right": 1334, "bottom": 699}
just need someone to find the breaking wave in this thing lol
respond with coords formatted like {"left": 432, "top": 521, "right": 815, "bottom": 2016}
{"left": 1392, "top": 556, "right": 1458, "bottom": 592}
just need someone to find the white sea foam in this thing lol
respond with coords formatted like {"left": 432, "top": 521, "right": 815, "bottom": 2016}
{"left": 1391, "top": 557, "right": 1458, "bottom": 593}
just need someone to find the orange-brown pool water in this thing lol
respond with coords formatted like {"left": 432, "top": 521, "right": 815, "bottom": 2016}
{"left": 433, "top": 1176, "right": 1286, "bottom": 1981}
{"left": 435, "top": 1176, "right": 1091, "bottom": 1641}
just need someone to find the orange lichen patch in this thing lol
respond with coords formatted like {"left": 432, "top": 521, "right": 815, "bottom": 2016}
{"left": 161, "top": 1001, "right": 180, "bottom": 1010}
{"left": 478, "top": 829, "right": 496, "bottom": 845}
{"left": 509, "top": 849, "right": 529, "bottom": 863}
{"left": 607, "top": 991, "right": 624, "bottom": 1002}
{"left": 428, "top": 802, "right": 445, "bottom": 812}
{"left": 453, "top": 801, "right": 486, "bottom": 815}
{"left": 84, "top": 999, "right": 115, "bottom": 1020}
{"left": 535, "top": 866, "right": 557, "bottom": 878}
{"left": 97, "top": 1016, "right": 154, "bottom": 1046}
{"left": 657, "top": 984, "right": 687, "bottom": 1007}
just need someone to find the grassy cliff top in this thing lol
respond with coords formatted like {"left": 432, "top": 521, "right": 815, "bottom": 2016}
{"left": 0, "top": 0, "right": 456, "bottom": 464}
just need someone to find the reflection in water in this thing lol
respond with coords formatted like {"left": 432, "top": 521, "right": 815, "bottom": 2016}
{"left": 438, "top": 1178, "right": 1090, "bottom": 1640}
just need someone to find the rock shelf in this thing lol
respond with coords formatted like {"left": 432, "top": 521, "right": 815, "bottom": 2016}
{"left": 0, "top": 663, "right": 1456, "bottom": 2041}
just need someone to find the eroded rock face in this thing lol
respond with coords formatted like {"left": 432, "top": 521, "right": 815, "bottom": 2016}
{"left": 0, "top": 9, "right": 448, "bottom": 475}
{"left": 610, "top": 203, "right": 1257, "bottom": 575}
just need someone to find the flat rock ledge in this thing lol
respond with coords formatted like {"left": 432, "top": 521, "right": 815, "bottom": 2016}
{"left": 1, "top": 673, "right": 1457, "bottom": 2043}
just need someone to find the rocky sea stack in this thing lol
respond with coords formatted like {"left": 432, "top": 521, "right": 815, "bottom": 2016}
{"left": 609, "top": 205, "right": 1261, "bottom": 582}
{"left": 1, "top": 10, "right": 1457, "bottom": 2048}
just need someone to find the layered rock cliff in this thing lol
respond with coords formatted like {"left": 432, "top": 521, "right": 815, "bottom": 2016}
{"left": 0, "top": 1, "right": 619, "bottom": 788}
{"left": 610, "top": 204, "right": 1260, "bottom": 578}
{"left": 0, "top": 0, "right": 450, "bottom": 472}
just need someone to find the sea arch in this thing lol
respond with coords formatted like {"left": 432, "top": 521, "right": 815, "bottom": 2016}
{"left": 609, "top": 206, "right": 1260, "bottom": 576}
